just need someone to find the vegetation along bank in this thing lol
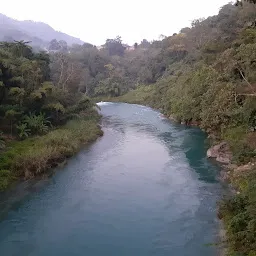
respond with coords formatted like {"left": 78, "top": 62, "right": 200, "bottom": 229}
{"left": 0, "top": 42, "right": 103, "bottom": 191}
{"left": 92, "top": 2, "right": 256, "bottom": 255}
{"left": 0, "top": 0, "right": 256, "bottom": 254}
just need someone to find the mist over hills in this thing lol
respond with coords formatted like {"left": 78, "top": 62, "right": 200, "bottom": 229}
{"left": 0, "top": 13, "right": 84, "bottom": 49}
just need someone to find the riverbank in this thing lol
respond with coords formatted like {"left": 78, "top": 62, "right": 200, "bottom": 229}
{"left": 0, "top": 112, "right": 103, "bottom": 191}
{"left": 96, "top": 94, "right": 256, "bottom": 255}
{"left": 92, "top": 86, "right": 155, "bottom": 106}
{"left": 0, "top": 102, "right": 222, "bottom": 256}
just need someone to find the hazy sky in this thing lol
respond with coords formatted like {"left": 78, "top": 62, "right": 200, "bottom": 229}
{"left": 2, "top": 0, "right": 230, "bottom": 45}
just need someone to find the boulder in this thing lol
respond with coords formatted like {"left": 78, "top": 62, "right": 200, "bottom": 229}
{"left": 207, "top": 142, "right": 225, "bottom": 158}
{"left": 207, "top": 141, "right": 232, "bottom": 164}
{"left": 217, "top": 154, "right": 232, "bottom": 164}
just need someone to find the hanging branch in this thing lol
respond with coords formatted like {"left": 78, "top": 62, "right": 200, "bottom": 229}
{"left": 234, "top": 65, "right": 256, "bottom": 105}
{"left": 237, "top": 67, "right": 255, "bottom": 92}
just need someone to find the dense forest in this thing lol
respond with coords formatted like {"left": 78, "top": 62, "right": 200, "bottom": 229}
{"left": 0, "top": 1, "right": 256, "bottom": 255}
{"left": 0, "top": 40, "right": 103, "bottom": 191}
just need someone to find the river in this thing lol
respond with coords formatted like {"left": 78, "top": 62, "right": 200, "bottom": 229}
{"left": 0, "top": 102, "right": 222, "bottom": 256}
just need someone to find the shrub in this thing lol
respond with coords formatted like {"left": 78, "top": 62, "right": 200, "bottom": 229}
{"left": 23, "top": 112, "right": 51, "bottom": 135}
{"left": 3, "top": 119, "right": 102, "bottom": 180}
{"left": 0, "top": 131, "right": 5, "bottom": 149}
{"left": 222, "top": 126, "right": 256, "bottom": 164}
{"left": 16, "top": 123, "right": 31, "bottom": 139}
{"left": 0, "top": 169, "right": 11, "bottom": 190}
{"left": 14, "top": 146, "right": 63, "bottom": 177}
{"left": 219, "top": 170, "right": 256, "bottom": 255}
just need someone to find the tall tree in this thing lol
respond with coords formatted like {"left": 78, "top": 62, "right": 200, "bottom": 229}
{"left": 105, "top": 36, "right": 125, "bottom": 56}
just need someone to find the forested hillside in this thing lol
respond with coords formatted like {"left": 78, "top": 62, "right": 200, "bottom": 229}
{"left": 1, "top": 1, "right": 256, "bottom": 254}
{"left": 105, "top": 3, "right": 255, "bottom": 255}
{"left": 92, "top": 2, "right": 256, "bottom": 165}
{"left": 57, "top": 2, "right": 255, "bottom": 255}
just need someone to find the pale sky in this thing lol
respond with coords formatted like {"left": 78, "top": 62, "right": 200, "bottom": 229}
{"left": 2, "top": 0, "right": 230, "bottom": 45}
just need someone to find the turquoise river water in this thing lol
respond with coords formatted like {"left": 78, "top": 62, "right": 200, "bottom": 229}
{"left": 0, "top": 102, "right": 222, "bottom": 256}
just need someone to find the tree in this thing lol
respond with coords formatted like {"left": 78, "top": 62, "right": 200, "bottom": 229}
{"left": 105, "top": 36, "right": 125, "bottom": 56}
{"left": 13, "top": 40, "right": 32, "bottom": 58}
{"left": 50, "top": 52, "right": 83, "bottom": 92}
{"left": 140, "top": 39, "right": 150, "bottom": 48}
{"left": 0, "top": 131, "right": 6, "bottom": 149}
{"left": 59, "top": 40, "right": 68, "bottom": 52}
{"left": 49, "top": 39, "right": 61, "bottom": 51}
{"left": 5, "top": 109, "right": 20, "bottom": 135}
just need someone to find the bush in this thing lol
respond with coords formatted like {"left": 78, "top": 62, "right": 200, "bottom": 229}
{"left": 16, "top": 123, "right": 31, "bottom": 139}
{"left": 23, "top": 112, "right": 51, "bottom": 135}
{"left": 219, "top": 170, "right": 256, "bottom": 255}
{"left": 1, "top": 118, "right": 102, "bottom": 181}
{"left": 14, "top": 146, "right": 63, "bottom": 177}
{"left": 0, "top": 131, "right": 5, "bottom": 149}
{"left": 222, "top": 126, "right": 256, "bottom": 164}
{"left": 0, "top": 169, "right": 11, "bottom": 190}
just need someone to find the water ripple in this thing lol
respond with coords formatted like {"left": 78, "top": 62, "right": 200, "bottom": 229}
{"left": 0, "top": 103, "right": 222, "bottom": 256}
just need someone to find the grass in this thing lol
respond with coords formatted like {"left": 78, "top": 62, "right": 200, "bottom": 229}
{"left": 93, "top": 85, "right": 156, "bottom": 105}
{"left": 0, "top": 116, "right": 103, "bottom": 190}
{"left": 113, "top": 86, "right": 155, "bottom": 105}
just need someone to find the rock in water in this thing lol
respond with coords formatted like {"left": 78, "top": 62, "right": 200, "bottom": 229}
{"left": 207, "top": 142, "right": 232, "bottom": 164}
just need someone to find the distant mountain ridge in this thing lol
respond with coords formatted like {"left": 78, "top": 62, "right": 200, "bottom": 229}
{"left": 0, "top": 13, "right": 84, "bottom": 48}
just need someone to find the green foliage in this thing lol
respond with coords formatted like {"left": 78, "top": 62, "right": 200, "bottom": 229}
{"left": 4, "top": 109, "right": 21, "bottom": 119}
{"left": 2, "top": 117, "right": 102, "bottom": 180}
{"left": 239, "top": 29, "right": 256, "bottom": 44}
{"left": 0, "top": 169, "right": 11, "bottom": 190}
{"left": 43, "top": 102, "right": 65, "bottom": 113}
{"left": 102, "top": 4, "right": 256, "bottom": 165}
{"left": 0, "top": 90, "right": 102, "bottom": 189}
{"left": 111, "top": 85, "right": 156, "bottom": 105}
{"left": 0, "top": 3, "right": 256, "bottom": 252}
{"left": 222, "top": 126, "right": 256, "bottom": 163}
{"left": 90, "top": 6, "right": 256, "bottom": 254}
{"left": 200, "top": 82, "right": 237, "bottom": 131}
{"left": 16, "top": 123, "right": 31, "bottom": 139}
{"left": 0, "top": 131, "right": 5, "bottom": 149}
{"left": 23, "top": 112, "right": 51, "bottom": 135}
{"left": 219, "top": 170, "right": 256, "bottom": 255}
{"left": 0, "top": 39, "right": 103, "bottom": 142}
{"left": 105, "top": 36, "right": 125, "bottom": 56}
